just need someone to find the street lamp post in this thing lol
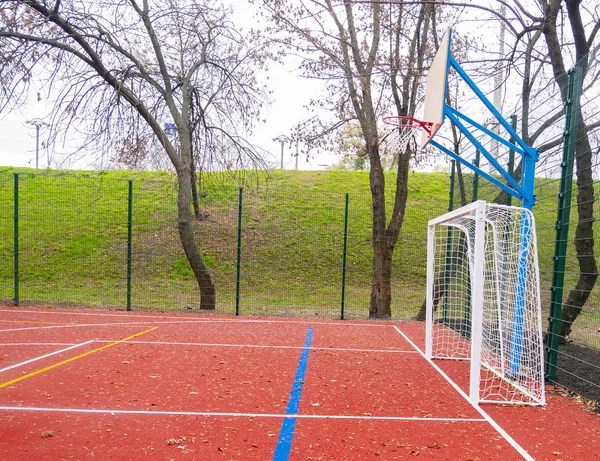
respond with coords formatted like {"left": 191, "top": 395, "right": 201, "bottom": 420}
{"left": 273, "top": 135, "right": 291, "bottom": 170}
{"left": 295, "top": 125, "right": 299, "bottom": 170}
{"left": 25, "top": 119, "right": 48, "bottom": 169}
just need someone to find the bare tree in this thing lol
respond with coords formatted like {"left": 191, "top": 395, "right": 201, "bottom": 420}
{"left": 479, "top": 0, "right": 600, "bottom": 339}
{"left": 255, "top": 0, "right": 442, "bottom": 318}
{"left": 411, "top": 1, "right": 600, "bottom": 333}
{"left": 540, "top": 0, "right": 600, "bottom": 340}
{"left": 0, "top": 0, "right": 268, "bottom": 310}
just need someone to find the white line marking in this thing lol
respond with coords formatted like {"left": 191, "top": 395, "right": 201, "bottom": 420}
{"left": 0, "top": 324, "right": 128, "bottom": 333}
{"left": 0, "top": 308, "right": 395, "bottom": 328}
{"left": 393, "top": 326, "right": 534, "bottom": 461}
{"left": 0, "top": 343, "right": 76, "bottom": 346}
{"left": 90, "top": 340, "right": 418, "bottom": 354}
{"left": 0, "top": 341, "right": 94, "bottom": 374}
{"left": 0, "top": 405, "right": 486, "bottom": 422}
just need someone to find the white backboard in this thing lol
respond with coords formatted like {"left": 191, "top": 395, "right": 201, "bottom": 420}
{"left": 421, "top": 29, "right": 452, "bottom": 148}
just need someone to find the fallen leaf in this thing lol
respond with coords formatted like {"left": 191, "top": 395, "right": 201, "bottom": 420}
{"left": 41, "top": 431, "right": 54, "bottom": 439}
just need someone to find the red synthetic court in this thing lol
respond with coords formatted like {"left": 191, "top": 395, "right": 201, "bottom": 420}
{"left": 0, "top": 306, "right": 598, "bottom": 460}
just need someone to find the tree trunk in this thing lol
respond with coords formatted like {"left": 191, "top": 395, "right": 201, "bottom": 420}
{"left": 542, "top": 0, "right": 598, "bottom": 341}
{"left": 455, "top": 162, "right": 467, "bottom": 207}
{"left": 416, "top": 270, "right": 446, "bottom": 322}
{"left": 190, "top": 160, "right": 201, "bottom": 220}
{"left": 560, "top": 120, "right": 598, "bottom": 339}
{"left": 177, "top": 165, "right": 216, "bottom": 310}
{"left": 370, "top": 237, "right": 394, "bottom": 318}
{"left": 368, "top": 143, "right": 393, "bottom": 319}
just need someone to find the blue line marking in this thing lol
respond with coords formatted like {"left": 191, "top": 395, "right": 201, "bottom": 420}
{"left": 272, "top": 327, "right": 313, "bottom": 461}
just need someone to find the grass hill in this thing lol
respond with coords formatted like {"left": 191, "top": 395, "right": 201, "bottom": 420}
{"left": 0, "top": 166, "right": 566, "bottom": 319}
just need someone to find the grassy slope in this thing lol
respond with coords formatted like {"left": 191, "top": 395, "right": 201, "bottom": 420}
{"left": 0, "top": 166, "right": 564, "bottom": 319}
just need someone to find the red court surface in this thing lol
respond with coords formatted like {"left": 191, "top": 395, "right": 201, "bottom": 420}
{"left": 0, "top": 306, "right": 598, "bottom": 460}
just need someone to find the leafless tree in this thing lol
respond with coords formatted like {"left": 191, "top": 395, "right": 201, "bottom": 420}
{"left": 539, "top": 0, "right": 600, "bottom": 340}
{"left": 410, "top": 1, "right": 600, "bottom": 332}
{"left": 0, "top": 0, "right": 268, "bottom": 310}
{"left": 254, "top": 0, "right": 446, "bottom": 318}
{"left": 466, "top": 0, "right": 600, "bottom": 340}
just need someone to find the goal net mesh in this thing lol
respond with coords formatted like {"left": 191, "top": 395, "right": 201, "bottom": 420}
{"left": 428, "top": 202, "right": 545, "bottom": 405}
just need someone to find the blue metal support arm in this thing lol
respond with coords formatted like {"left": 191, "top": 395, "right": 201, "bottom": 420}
{"left": 449, "top": 56, "right": 538, "bottom": 162}
{"left": 443, "top": 110, "right": 532, "bottom": 204}
{"left": 446, "top": 106, "right": 527, "bottom": 157}
{"left": 429, "top": 139, "right": 524, "bottom": 202}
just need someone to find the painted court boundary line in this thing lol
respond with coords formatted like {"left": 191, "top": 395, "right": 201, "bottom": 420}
{"left": 273, "top": 327, "right": 313, "bottom": 461}
{"left": 93, "top": 339, "right": 418, "bottom": 354}
{"left": 0, "top": 340, "right": 94, "bottom": 374}
{"left": 0, "top": 406, "right": 486, "bottom": 422}
{"left": 393, "top": 326, "right": 535, "bottom": 461}
{"left": 0, "top": 308, "right": 397, "bottom": 328}
{"left": 0, "top": 327, "right": 158, "bottom": 389}
{"left": 0, "top": 343, "right": 77, "bottom": 346}
{"left": 0, "top": 323, "right": 154, "bottom": 333}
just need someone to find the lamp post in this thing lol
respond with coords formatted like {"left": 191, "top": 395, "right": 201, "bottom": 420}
{"left": 25, "top": 119, "right": 48, "bottom": 169}
{"left": 273, "top": 135, "right": 291, "bottom": 170}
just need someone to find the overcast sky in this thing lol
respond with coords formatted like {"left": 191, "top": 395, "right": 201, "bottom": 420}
{"left": 0, "top": 1, "right": 339, "bottom": 172}
{"left": 0, "top": 1, "right": 513, "bottom": 173}
{"left": 0, "top": 64, "right": 336, "bottom": 171}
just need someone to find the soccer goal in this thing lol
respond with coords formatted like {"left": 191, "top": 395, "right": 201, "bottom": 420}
{"left": 425, "top": 201, "right": 545, "bottom": 406}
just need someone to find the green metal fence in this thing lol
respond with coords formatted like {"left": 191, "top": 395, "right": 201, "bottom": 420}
{"left": 1, "top": 170, "right": 446, "bottom": 319}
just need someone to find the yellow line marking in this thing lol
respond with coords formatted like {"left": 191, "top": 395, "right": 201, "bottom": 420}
{"left": 0, "top": 326, "right": 158, "bottom": 389}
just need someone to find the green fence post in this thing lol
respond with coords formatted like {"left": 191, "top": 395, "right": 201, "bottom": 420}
{"left": 448, "top": 160, "right": 455, "bottom": 213}
{"left": 126, "top": 180, "right": 133, "bottom": 311}
{"left": 442, "top": 161, "right": 456, "bottom": 323}
{"left": 506, "top": 115, "right": 517, "bottom": 207}
{"left": 340, "top": 193, "right": 349, "bottom": 320}
{"left": 235, "top": 187, "right": 243, "bottom": 316}
{"left": 545, "top": 67, "right": 582, "bottom": 380}
{"left": 13, "top": 173, "right": 19, "bottom": 306}
{"left": 472, "top": 150, "right": 480, "bottom": 202}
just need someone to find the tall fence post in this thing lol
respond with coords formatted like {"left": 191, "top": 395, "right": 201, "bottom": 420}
{"left": 13, "top": 173, "right": 19, "bottom": 306}
{"left": 235, "top": 187, "right": 243, "bottom": 316}
{"left": 126, "top": 180, "right": 133, "bottom": 311}
{"left": 340, "top": 193, "right": 349, "bottom": 320}
{"left": 448, "top": 160, "right": 456, "bottom": 212}
{"left": 545, "top": 66, "right": 582, "bottom": 380}
{"left": 442, "top": 161, "right": 456, "bottom": 323}
{"left": 506, "top": 115, "right": 517, "bottom": 207}
{"left": 472, "top": 150, "right": 480, "bottom": 202}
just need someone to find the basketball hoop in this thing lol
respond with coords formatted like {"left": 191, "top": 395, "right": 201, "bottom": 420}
{"left": 382, "top": 115, "right": 434, "bottom": 153}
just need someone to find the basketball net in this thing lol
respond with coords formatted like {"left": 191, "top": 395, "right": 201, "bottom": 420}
{"left": 382, "top": 116, "right": 433, "bottom": 154}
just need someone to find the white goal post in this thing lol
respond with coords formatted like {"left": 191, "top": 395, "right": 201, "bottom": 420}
{"left": 425, "top": 200, "right": 545, "bottom": 406}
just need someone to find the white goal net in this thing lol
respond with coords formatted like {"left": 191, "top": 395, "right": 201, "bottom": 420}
{"left": 425, "top": 201, "right": 545, "bottom": 406}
